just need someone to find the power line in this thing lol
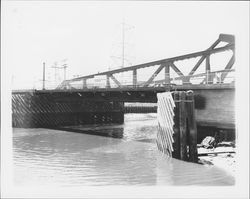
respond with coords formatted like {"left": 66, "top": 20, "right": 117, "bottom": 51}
{"left": 109, "top": 18, "right": 135, "bottom": 71}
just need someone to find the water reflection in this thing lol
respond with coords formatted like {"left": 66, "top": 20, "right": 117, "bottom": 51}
{"left": 13, "top": 113, "right": 234, "bottom": 186}
{"left": 53, "top": 126, "right": 124, "bottom": 139}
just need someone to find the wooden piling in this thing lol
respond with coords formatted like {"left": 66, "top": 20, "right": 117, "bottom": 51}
{"left": 157, "top": 90, "right": 197, "bottom": 163}
{"left": 186, "top": 90, "right": 198, "bottom": 162}
{"left": 179, "top": 91, "right": 188, "bottom": 161}
{"left": 172, "top": 91, "right": 180, "bottom": 159}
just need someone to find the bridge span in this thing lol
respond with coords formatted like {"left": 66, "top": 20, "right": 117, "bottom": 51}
{"left": 12, "top": 34, "right": 235, "bottom": 132}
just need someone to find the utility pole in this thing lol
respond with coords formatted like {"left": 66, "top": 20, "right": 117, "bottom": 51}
{"left": 42, "top": 62, "right": 45, "bottom": 90}
{"left": 51, "top": 62, "right": 59, "bottom": 85}
{"left": 109, "top": 19, "right": 134, "bottom": 71}
{"left": 51, "top": 61, "right": 68, "bottom": 87}
{"left": 121, "top": 18, "right": 134, "bottom": 69}
{"left": 62, "top": 64, "right": 68, "bottom": 81}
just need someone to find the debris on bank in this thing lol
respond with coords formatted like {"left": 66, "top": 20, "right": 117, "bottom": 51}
{"left": 197, "top": 136, "right": 236, "bottom": 176}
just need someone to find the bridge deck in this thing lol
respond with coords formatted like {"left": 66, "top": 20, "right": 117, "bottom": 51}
{"left": 12, "top": 83, "right": 234, "bottom": 94}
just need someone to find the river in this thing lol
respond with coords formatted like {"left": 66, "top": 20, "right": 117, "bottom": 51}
{"left": 13, "top": 113, "right": 234, "bottom": 186}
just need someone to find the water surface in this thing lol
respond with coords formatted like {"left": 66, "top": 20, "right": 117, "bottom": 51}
{"left": 13, "top": 113, "right": 234, "bottom": 186}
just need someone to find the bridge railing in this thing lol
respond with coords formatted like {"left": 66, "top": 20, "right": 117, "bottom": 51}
{"left": 56, "top": 34, "right": 235, "bottom": 90}
{"left": 61, "top": 69, "right": 234, "bottom": 90}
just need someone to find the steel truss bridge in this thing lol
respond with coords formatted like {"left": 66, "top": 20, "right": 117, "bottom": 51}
{"left": 57, "top": 34, "right": 235, "bottom": 91}
{"left": 12, "top": 34, "right": 235, "bottom": 129}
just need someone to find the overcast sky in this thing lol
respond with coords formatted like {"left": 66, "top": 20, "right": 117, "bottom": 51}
{"left": 2, "top": 1, "right": 249, "bottom": 89}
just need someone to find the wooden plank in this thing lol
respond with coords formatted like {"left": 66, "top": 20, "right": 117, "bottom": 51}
{"left": 158, "top": 95, "right": 174, "bottom": 152}
{"left": 156, "top": 92, "right": 175, "bottom": 156}
{"left": 198, "top": 151, "right": 235, "bottom": 156}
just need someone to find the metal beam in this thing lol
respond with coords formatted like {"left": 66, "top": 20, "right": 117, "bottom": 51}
{"left": 169, "top": 62, "right": 184, "bottom": 76}
{"left": 206, "top": 55, "right": 210, "bottom": 72}
{"left": 219, "top": 34, "right": 235, "bottom": 44}
{"left": 106, "top": 75, "right": 110, "bottom": 88}
{"left": 165, "top": 63, "right": 170, "bottom": 84}
{"left": 66, "top": 44, "right": 234, "bottom": 83}
{"left": 82, "top": 79, "right": 87, "bottom": 88}
{"left": 153, "top": 69, "right": 235, "bottom": 84}
{"left": 143, "top": 64, "right": 165, "bottom": 87}
{"left": 110, "top": 75, "right": 122, "bottom": 87}
{"left": 133, "top": 69, "right": 137, "bottom": 87}
{"left": 205, "top": 55, "right": 212, "bottom": 84}
{"left": 188, "top": 56, "right": 206, "bottom": 76}
{"left": 221, "top": 54, "right": 235, "bottom": 82}
{"left": 188, "top": 38, "right": 221, "bottom": 77}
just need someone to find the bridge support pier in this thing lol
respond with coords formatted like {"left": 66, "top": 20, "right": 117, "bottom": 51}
{"left": 12, "top": 92, "right": 124, "bottom": 128}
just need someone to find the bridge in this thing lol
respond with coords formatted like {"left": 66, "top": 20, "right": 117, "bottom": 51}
{"left": 57, "top": 33, "right": 235, "bottom": 91}
{"left": 12, "top": 34, "right": 235, "bottom": 131}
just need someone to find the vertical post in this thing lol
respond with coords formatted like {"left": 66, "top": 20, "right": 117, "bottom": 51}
{"left": 206, "top": 55, "right": 211, "bottom": 84}
{"left": 172, "top": 91, "right": 180, "bottom": 159}
{"left": 54, "top": 63, "right": 57, "bottom": 85}
{"left": 82, "top": 79, "right": 87, "bottom": 89}
{"left": 64, "top": 67, "right": 66, "bottom": 81}
{"left": 133, "top": 69, "right": 137, "bottom": 87}
{"left": 186, "top": 91, "right": 198, "bottom": 162}
{"left": 179, "top": 91, "right": 187, "bottom": 161}
{"left": 42, "top": 62, "right": 45, "bottom": 90}
{"left": 63, "top": 64, "right": 67, "bottom": 81}
{"left": 106, "top": 75, "right": 110, "bottom": 88}
{"left": 164, "top": 63, "right": 170, "bottom": 85}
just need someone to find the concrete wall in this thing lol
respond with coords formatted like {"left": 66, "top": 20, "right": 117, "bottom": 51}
{"left": 194, "top": 89, "right": 235, "bottom": 129}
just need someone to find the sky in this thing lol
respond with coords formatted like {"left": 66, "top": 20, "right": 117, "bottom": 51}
{"left": 2, "top": 1, "right": 249, "bottom": 89}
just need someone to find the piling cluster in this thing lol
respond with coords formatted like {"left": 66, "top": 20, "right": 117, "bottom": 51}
{"left": 156, "top": 91, "right": 198, "bottom": 163}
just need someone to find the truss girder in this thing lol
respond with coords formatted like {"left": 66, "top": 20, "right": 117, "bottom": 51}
{"left": 56, "top": 34, "right": 235, "bottom": 89}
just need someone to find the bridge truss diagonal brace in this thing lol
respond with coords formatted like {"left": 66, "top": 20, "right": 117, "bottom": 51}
{"left": 221, "top": 54, "right": 235, "bottom": 81}
{"left": 188, "top": 39, "right": 221, "bottom": 77}
{"left": 143, "top": 64, "right": 165, "bottom": 87}
{"left": 56, "top": 80, "right": 70, "bottom": 89}
{"left": 109, "top": 74, "right": 122, "bottom": 87}
{"left": 169, "top": 62, "right": 184, "bottom": 77}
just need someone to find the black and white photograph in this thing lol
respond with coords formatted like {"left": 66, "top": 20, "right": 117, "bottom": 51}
{"left": 1, "top": 1, "right": 249, "bottom": 198}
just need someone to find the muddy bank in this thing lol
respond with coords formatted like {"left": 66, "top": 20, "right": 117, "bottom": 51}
{"left": 198, "top": 145, "right": 236, "bottom": 176}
